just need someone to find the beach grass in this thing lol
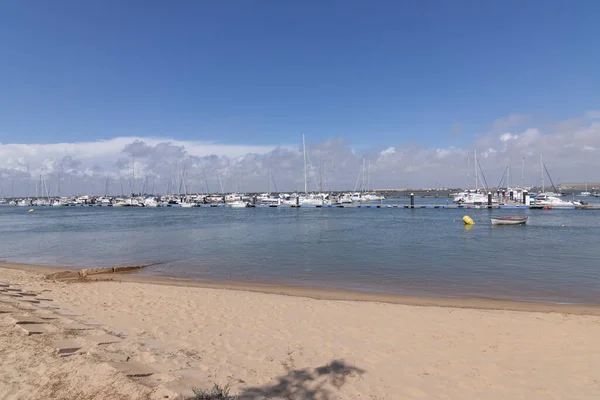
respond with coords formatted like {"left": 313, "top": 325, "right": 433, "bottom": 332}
{"left": 191, "top": 383, "right": 237, "bottom": 400}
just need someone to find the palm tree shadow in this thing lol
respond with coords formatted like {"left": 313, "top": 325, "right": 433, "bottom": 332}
{"left": 238, "top": 360, "right": 365, "bottom": 400}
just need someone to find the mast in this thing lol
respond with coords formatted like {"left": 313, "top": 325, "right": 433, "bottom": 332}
{"left": 474, "top": 150, "right": 478, "bottom": 191}
{"left": 362, "top": 158, "right": 366, "bottom": 193}
{"left": 132, "top": 155, "right": 136, "bottom": 195}
{"left": 540, "top": 154, "right": 545, "bottom": 193}
{"left": 323, "top": 160, "right": 327, "bottom": 192}
{"left": 303, "top": 134, "right": 308, "bottom": 196}
{"left": 104, "top": 174, "right": 109, "bottom": 197}
{"left": 467, "top": 155, "right": 470, "bottom": 190}
{"left": 319, "top": 159, "right": 323, "bottom": 193}
{"left": 521, "top": 157, "right": 525, "bottom": 188}
{"left": 507, "top": 157, "right": 511, "bottom": 189}
{"left": 269, "top": 168, "right": 272, "bottom": 193}
{"left": 367, "top": 160, "right": 371, "bottom": 191}
{"left": 26, "top": 163, "right": 30, "bottom": 199}
{"left": 217, "top": 170, "right": 224, "bottom": 194}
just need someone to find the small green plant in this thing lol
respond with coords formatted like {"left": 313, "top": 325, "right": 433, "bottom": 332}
{"left": 280, "top": 345, "right": 297, "bottom": 370}
{"left": 191, "top": 383, "right": 237, "bottom": 400}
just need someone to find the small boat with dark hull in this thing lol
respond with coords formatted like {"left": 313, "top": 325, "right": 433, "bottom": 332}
{"left": 490, "top": 216, "right": 528, "bottom": 226}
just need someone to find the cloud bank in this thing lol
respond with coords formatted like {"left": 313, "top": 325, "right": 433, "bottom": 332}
{"left": 1, "top": 111, "right": 599, "bottom": 197}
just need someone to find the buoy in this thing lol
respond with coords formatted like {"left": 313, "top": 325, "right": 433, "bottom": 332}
{"left": 28, "top": 209, "right": 34, "bottom": 213}
{"left": 462, "top": 215, "right": 474, "bottom": 225}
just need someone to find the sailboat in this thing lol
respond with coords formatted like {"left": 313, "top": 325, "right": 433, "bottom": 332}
{"left": 535, "top": 154, "right": 583, "bottom": 207}
{"left": 579, "top": 183, "right": 591, "bottom": 196}
{"left": 453, "top": 150, "right": 498, "bottom": 205}
{"left": 533, "top": 155, "right": 580, "bottom": 206}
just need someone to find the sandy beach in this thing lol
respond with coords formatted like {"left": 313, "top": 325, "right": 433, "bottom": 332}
{"left": 1, "top": 262, "right": 599, "bottom": 399}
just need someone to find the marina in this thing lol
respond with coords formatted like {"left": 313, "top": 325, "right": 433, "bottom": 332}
{"left": 3, "top": 196, "right": 600, "bottom": 209}
{"left": 1, "top": 198, "right": 599, "bottom": 305}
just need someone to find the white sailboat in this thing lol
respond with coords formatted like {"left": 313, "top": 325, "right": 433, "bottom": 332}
{"left": 579, "top": 183, "right": 591, "bottom": 196}
{"left": 454, "top": 150, "right": 497, "bottom": 205}
{"left": 538, "top": 154, "right": 562, "bottom": 198}
{"left": 533, "top": 194, "right": 575, "bottom": 206}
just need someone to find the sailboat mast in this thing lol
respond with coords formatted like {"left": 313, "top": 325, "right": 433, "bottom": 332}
{"left": 474, "top": 150, "right": 478, "bottom": 191}
{"left": 269, "top": 168, "right": 272, "bottom": 193}
{"left": 467, "top": 155, "right": 470, "bottom": 190}
{"left": 362, "top": 158, "right": 366, "bottom": 193}
{"left": 507, "top": 157, "right": 511, "bottom": 189}
{"left": 132, "top": 155, "right": 136, "bottom": 195}
{"left": 521, "top": 157, "right": 525, "bottom": 188}
{"left": 367, "top": 160, "right": 371, "bottom": 191}
{"left": 541, "top": 154, "right": 545, "bottom": 193}
{"left": 217, "top": 170, "right": 224, "bottom": 194}
{"left": 303, "top": 134, "right": 308, "bottom": 196}
{"left": 323, "top": 160, "right": 327, "bottom": 192}
{"left": 319, "top": 159, "right": 323, "bottom": 193}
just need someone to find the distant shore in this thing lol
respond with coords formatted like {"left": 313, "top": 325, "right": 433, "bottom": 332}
{"left": 2, "top": 261, "right": 599, "bottom": 316}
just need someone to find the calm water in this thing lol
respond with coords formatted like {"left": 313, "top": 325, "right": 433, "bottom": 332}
{"left": 1, "top": 198, "right": 600, "bottom": 304}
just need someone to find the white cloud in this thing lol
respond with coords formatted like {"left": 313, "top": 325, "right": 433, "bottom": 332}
{"left": 1, "top": 111, "right": 600, "bottom": 195}
{"left": 380, "top": 147, "right": 396, "bottom": 156}
{"left": 499, "top": 133, "right": 519, "bottom": 142}
{"left": 481, "top": 148, "right": 498, "bottom": 158}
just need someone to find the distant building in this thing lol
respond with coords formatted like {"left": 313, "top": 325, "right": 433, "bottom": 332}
{"left": 559, "top": 182, "right": 600, "bottom": 190}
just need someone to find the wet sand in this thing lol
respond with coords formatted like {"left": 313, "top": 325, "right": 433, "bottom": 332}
{"left": 3, "top": 261, "right": 600, "bottom": 315}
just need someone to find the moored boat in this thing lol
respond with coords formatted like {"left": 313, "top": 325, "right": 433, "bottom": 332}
{"left": 490, "top": 216, "right": 528, "bottom": 225}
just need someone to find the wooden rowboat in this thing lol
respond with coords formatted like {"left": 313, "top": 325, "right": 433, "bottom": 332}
{"left": 490, "top": 216, "right": 528, "bottom": 225}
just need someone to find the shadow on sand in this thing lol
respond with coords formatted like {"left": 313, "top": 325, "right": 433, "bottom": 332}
{"left": 237, "top": 359, "right": 365, "bottom": 400}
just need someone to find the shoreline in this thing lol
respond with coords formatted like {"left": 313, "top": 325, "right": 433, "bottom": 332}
{"left": 2, "top": 262, "right": 600, "bottom": 399}
{"left": 2, "top": 261, "right": 600, "bottom": 316}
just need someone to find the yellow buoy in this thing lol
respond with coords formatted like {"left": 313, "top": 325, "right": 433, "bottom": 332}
{"left": 462, "top": 215, "right": 474, "bottom": 225}
{"left": 28, "top": 209, "right": 34, "bottom": 213}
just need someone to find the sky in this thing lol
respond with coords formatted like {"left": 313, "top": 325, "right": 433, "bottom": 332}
{"left": 1, "top": 0, "right": 600, "bottom": 195}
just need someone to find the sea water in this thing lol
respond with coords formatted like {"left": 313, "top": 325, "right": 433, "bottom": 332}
{"left": 1, "top": 198, "right": 599, "bottom": 304}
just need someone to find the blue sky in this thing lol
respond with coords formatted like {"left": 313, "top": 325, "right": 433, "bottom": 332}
{"left": 1, "top": 0, "right": 599, "bottom": 150}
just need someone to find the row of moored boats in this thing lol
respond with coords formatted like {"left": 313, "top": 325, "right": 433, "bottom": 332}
{"left": 0, "top": 191, "right": 385, "bottom": 208}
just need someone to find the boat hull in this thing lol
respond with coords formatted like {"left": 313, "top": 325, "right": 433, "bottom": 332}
{"left": 490, "top": 216, "right": 528, "bottom": 225}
